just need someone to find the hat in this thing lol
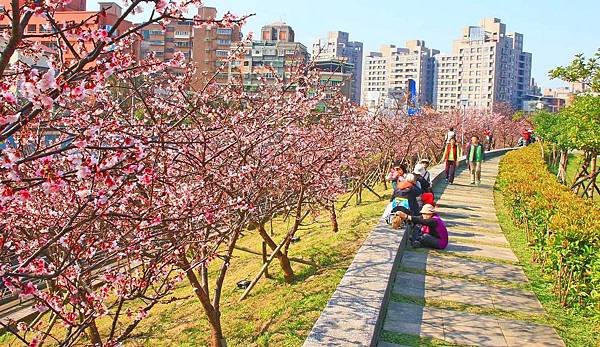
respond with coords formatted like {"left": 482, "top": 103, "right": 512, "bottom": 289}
{"left": 420, "top": 204, "right": 436, "bottom": 215}
{"left": 413, "top": 164, "right": 426, "bottom": 176}
{"left": 419, "top": 158, "right": 430, "bottom": 164}
{"left": 422, "top": 192, "right": 435, "bottom": 206}
{"left": 405, "top": 173, "right": 416, "bottom": 183}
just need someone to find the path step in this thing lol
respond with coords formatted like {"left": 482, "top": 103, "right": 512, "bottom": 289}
{"left": 393, "top": 271, "right": 544, "bottom": 313}
{"left": 449, "top": 230, "right": 509, "bottom": 245}
{"left": 400, "top": 251, "right": 529, "bottom": 283}
{"left": 382, "top": 302, "right": 564, "bottom": 347}
{"left": 444, "top": 242, "right": 518, "bottom": 263}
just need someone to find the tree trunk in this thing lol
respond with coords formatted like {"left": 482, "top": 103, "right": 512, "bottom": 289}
{"left": 209, "top": 316, "right": 226, "bottom": 347}
{"left": 258, "top": 223, "right": 294, "bottom": 283}
{"left": 87, "top": 320, "right": 102, "bottom": 346}
{"left": 557, "top": 149, "right": 568, "bottom": 183}
{"left": 262, "top": 241, "right": 271, "bottom": 279}
{"left": 329, "top": 203, "right": 339, "bottom": 233}
{"left": 356, "top": 183, "right": 363, "bottom": 205}
{"left": 589, "top": 154, "right": 597, "bottom": 199}
{"left": 179, "top": 254, "right": 227, "bottom": 347}
{"left": 381, "top": 162, "right": 388, "bottom": 190}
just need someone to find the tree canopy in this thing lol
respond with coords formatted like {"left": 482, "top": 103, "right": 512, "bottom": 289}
{"left": 534, "top": 95, "right": 600, "bottom": 152}
{"left": 549, "top": 48, "right": 600, "bottom": 92}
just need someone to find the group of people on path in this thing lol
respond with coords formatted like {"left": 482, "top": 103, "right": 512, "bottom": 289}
{"left": 382, "top": 127, "right": 488, "bottom": 250}
{"left": 384, "top": 158, "right": 448, "bottom": 250}
{"left": 443, "top": 129, "right": 486, "bottom": 186}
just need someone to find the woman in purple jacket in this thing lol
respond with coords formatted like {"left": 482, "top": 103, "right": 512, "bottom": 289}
{"left": 393, "top": 204, "right": 448, "bottom": 249}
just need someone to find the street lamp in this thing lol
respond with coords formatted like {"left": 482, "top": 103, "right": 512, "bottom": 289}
{"left": 460, "top": 98, "right": 468, "bottom": 147}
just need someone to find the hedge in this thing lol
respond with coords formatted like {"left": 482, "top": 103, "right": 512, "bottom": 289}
{"left": 497, "top": 143, "right": 600, "bottom": 313}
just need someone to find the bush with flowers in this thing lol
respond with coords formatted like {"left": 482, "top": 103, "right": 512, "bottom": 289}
{"left": 497, "top": 143, "right": 600, "bottom": 313}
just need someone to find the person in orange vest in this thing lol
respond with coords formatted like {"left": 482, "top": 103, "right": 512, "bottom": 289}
{"left": 443, "top": 138, "right": 459, "bottom": 184}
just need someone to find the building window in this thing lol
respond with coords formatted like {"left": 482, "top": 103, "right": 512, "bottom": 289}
{"left": 27, "top": 24, "right": 36, "bottom": 32}
{"left": 217, "top": 39, "right": 231, "bottom": 45}
{"left": 216, "top": 50, "right": 229, "bottom": 57}
{"left": 217, "top": 28, "right": 232, "bottom": 35}
{"left": 39, "top": 24, "right": 51, "bottom": 33}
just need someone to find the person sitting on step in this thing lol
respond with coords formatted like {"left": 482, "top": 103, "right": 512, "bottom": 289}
{"left": 390, "top": 173, "right": 422, "bottom": 215}
{"left": 392, "top": 204, "right": 448, "bottom": 250}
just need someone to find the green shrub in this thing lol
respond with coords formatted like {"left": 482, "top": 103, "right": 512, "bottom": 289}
{"left": 497, "top": 144, "right": 600, "bottom": 314}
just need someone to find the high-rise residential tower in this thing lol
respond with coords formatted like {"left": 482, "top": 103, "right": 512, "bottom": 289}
{"left": 433, "top": 18, "right": 532, "bottom": 110}
{"left": 361, "top": 40, "right": 438, "bottom": 111}
{"left": 312, "top": 31, "right": 363, "bottom": 103}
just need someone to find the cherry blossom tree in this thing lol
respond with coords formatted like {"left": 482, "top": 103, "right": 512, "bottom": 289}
{"left": 0, "top": 0, "right": 254, "bottom": 345}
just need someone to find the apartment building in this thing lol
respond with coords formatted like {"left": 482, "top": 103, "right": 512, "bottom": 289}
{"left": 361, "top": 40, "right": 438, "bottom": 111}
{"left": 433, "top": 18, "right": 532, "bottom": 110}
{"left": 0, "top": 0, "right": 140, "bottom": 64}
{"left": 312, "top": 31, "right": 363, "bottom": 104}
{"left": 191, "top": 7, "right": 242, "bottom": 86}
{"left": 140, "top": 22, "right": 194, "bottom": 63}
{"left": 227, "top": 22, "right": 308, "bottom": 89}
{"left": 138, "top": 7, "right": 241, "bottom": 86}
{"left": 311, "top": 59, "right": 354, "bottom": 100}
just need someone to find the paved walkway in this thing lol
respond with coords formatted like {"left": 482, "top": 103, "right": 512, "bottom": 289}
{"left": 378, "top": 156, "right": 565, "bottom": 347}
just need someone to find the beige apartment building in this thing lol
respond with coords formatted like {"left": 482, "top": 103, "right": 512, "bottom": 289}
{"left": 227, "top": 22, "right": 308, "bottom": 89}
{"left": 361, "top": 40, "right": 438, "bottom": 111}
{"left": 312, "top": 31, "right": 363, "bottom": 104}
{"left": 434, "top": 17, "right": 532, "bottom": 110}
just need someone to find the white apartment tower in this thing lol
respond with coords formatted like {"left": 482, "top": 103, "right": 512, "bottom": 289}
{"left": 312, "top": 31, "right": 363, "bottom": 104}
{"left": 361, "top": 40, "right": 438, "bottom": 111}
{"left": 434, "top": 18, "right": 532, "bottom": 110}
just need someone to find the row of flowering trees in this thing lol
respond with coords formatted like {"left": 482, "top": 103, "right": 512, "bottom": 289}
{"left": 0, "top": 1, "right": 527, "bottom": 346}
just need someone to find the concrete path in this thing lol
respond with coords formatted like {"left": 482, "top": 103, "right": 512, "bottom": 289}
{"left": 378, "top": 157, "right": 565, "bottom": 347}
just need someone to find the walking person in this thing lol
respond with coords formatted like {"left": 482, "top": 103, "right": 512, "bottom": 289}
{"left": 443, "top": 138, "right": 459, "bottom": 184}
{"left": 392, "top": 204, "right": 449, "bottom": 249}
{"left": 445, "top": 127, "right": 456, "bottom": 144}
{"left": 466, "top": 136, "right": 485, "bottom": 185}
{"left": 484, "top": 129, "right": 494, "bottom": 151}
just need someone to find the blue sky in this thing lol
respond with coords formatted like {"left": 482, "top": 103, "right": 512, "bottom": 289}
{"left": 92, "top": 0, "right": 599, "bottom": 88}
